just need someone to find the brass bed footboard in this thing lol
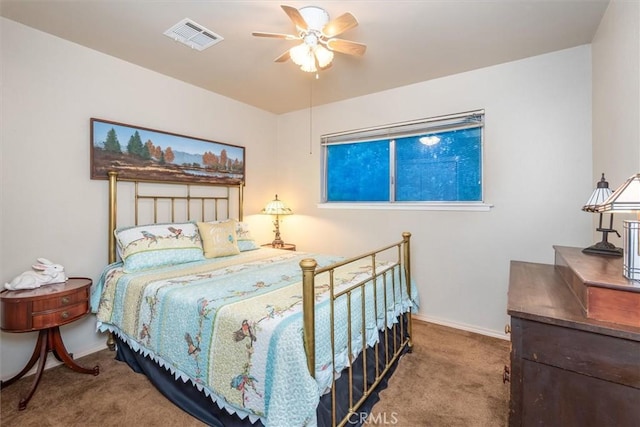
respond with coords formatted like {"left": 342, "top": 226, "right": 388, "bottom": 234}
{"left": 301, "top": 232, "right": 413, "bottom": 427}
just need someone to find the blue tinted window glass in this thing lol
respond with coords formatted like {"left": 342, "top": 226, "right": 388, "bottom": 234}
{"left": 322, "top": 111, "right": 484, "bottom": 204}
{"left": 396, "top": 128, "right": 482, "bottom": 201}
{"left": 327, "top": 141, "right": 389, "bottom": 201}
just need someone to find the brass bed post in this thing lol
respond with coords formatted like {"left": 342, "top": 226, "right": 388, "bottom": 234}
{"left": 107, "top": 171, "right": 118, "bottom": 351}
{"left": 402, "top": 232, "right": 413, "bottom": 352}
{"left": 238, "top": 183, "right": 244, "bottom": 221}
{"left": 108, "top": 171, "right": 118, "bottom": 264}
{"left": 300, "top": 258, "right": 317, "bottom": 377}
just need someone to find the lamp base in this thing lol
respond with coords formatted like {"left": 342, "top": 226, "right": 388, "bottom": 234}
{"left": 582, "top": 241, "right": 623, "bottom": 257}
{"left": 271, "top": 217, "right": 285, "bottom": 248}
{"left": 271, "top": 239, "right": 285, "bottom": 248}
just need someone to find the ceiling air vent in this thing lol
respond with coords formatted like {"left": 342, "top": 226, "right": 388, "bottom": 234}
{"left": 164, "top": 18, "right": 223, "bottom": 51}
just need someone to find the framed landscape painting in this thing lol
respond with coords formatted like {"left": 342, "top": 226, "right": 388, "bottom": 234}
{"left": 90, "top": 118, "right": 245, "bottom": 184}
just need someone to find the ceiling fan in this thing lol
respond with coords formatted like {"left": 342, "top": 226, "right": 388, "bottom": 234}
{"left": 252, "top": 5, "right": 366, "bottom": 73}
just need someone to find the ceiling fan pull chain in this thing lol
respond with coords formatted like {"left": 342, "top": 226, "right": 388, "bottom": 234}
{"left": 309, "top": 78, "right": 313, "bottom": 155}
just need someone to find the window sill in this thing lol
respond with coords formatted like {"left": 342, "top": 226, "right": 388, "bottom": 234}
{"left": 317, "top": 202, "right": 494, "bottom": 212}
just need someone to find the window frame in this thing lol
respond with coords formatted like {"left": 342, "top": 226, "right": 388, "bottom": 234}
{"left": 319, "top": 110, "right": 492, "bottom": 211}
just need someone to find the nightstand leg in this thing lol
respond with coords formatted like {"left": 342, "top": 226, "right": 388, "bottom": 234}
{"left": 18, "top": 330, "right": 49, "bottom": 410}
{"left": 0, "top": 330, "right": 47, "bottom": 390}
{"left": 2, "top": 327, "right": 99, "bottom": 410}
{"left": 49, "top": 327, "right": 100, "bottom": 376}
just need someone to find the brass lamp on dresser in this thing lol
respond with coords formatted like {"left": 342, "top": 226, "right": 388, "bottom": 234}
{"left": 507, "top": 246, "right": 640, "bottom": 427}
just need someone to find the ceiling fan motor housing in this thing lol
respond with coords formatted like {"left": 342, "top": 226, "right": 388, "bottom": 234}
{"left": 303, "top": 32, "right": 320, "bottom": 47}
{"left": 298, "top": 6, "right": 330, "bottom": 32}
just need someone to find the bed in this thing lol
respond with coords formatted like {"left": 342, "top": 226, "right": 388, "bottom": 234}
{"left": 91, "top": 172, "right": 418, "bottom": 427}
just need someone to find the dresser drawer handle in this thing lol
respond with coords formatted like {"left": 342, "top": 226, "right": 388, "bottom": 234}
{"left": 60, "top": 311, "right": 70, "bottom": 319}
{"left": 61, "top": 296, "right": 70, "bottom": 305}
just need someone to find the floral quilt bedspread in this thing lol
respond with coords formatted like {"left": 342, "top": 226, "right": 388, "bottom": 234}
{"left": 92, "top": 247, "right": 418, "bottom": 427}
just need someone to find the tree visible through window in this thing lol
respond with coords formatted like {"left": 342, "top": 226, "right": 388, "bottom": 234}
{"left": 322, "top": 110, "right": 484, "bottom": 203}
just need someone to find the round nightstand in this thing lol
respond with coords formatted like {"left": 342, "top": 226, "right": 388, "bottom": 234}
{"left": 0, "top": 277, "right": 100, "bottom": 410}
{"left": 261, "top": 243, "right": 296, "bottom": 251}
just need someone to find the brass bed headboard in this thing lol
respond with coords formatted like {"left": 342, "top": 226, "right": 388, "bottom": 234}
{"left": 107, "top": 171, "right": 244, "bottom": 264}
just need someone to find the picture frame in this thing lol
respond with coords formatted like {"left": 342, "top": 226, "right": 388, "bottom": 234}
{"left": 90, "top": 118, "right": 245, "bottom": 184}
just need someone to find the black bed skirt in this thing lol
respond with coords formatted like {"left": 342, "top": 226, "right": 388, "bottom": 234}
{"left": 114, "top": 314, "right": 409, "bottom": 427}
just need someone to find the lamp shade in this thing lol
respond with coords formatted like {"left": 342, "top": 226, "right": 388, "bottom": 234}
{"left": 596, "top": 173, "right": 640, "bottom": 212}
{"left": 582, "top": 173, "right": 613, "bottom": 212}
{"left": 261, "top": 195, "right": 293, "bottom": 216}
{"left": 581, "top": 173, "right": 623, "bottom": 257}
{"left": 314, "top": 45, "right": 334, "bottom": 68}
{"left": 288, "top": 37, "right": 334, "bottom": 73}
{"left": 290, "top": 43, "right": 312, "bottom": 67}
{"left": 594, "top": 173, "right": 640, "bottom": 281}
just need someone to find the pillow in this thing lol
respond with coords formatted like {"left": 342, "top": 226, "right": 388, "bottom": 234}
{"left": 197, "top": 220, "right": 240, "bottom": 258}
{"left": 238, "top": 239, "right": 260, "bottom": 251}
{"left": 115, "top": 222, "right": 204, "bottom": 272}
{"left": 236, "top": 221, "right": 260, "bottom": 252}
{"left": 235, "top": 221, "right": 253, "bottom": 241}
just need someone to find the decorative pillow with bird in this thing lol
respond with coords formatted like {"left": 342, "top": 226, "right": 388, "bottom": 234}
{"left": 115, "top": 222, "right": 204, "bottom": 272}
{"left": 197, "top": 220, "right": 240, "bottom": 258}
{"left": 203, "top": 219, "right": 259, "bottom": 252}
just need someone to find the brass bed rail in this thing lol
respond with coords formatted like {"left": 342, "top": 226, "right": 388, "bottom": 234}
{"left": 300, "top": 232, "right": 413, "bottom": 427}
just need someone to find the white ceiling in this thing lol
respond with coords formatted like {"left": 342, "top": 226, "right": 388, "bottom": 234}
{"left": 1, "top": 0, "right": 609, "bottom": 114}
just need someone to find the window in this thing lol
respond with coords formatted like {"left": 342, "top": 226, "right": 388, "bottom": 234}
{"left": 321, "top": 110, "right": 485, "bottom": 207}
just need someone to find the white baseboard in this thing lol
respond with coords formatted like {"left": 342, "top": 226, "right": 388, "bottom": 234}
{"left": 412, "top": 313, "right": 510, "bottom": 341}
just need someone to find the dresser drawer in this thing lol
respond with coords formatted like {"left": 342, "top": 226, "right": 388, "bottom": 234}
{"left": 31, "top": 301, "right": 89, "bottom": 330}
{"left": 32, "top": 287, "right": 89, "bottom": 312}
{"left": 521, "top": 359, "right": 640, "bottom": 427}
{"left": 517, "top": 318, "right": 640, "bottom": 388}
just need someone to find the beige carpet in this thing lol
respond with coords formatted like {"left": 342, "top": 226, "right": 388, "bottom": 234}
{"left": 1, "top": 320, "right": 510, "bottom": 426}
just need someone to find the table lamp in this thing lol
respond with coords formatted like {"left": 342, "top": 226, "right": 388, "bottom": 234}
{"left": 597, "top": 173, "right": 640, "bottom": 281}
{"left": 581, "top": 173, "right": 622, "bottom": 256}
{"left": 261, "top": 194, "right": 292, "bottom": 248}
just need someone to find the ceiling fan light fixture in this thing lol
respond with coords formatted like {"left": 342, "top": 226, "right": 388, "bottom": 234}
{"left": 252, "top": 5, "right": 364, "bottom": 73}
{"left": 314, "top": 45, "right": 334, "bottom": 68}
{"left": 300, "top": 59, "right": 317, "bottom": 73}
{"left": 290, "top": 40, "right": 333, "bottom": 72}
{"left": 290, "top": 43, "right": 312, "bottom": 66}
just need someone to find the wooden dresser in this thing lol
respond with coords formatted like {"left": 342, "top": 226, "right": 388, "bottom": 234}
{"left": 507, "top": 247, "right": 640, "bottom": 427}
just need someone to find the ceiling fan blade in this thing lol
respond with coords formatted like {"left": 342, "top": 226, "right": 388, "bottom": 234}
{"left": 252, "top": 31, "right": 299, "bottom": 40}
{"left": 322, "top": 12, "right": 358, "bottom": 38}
{"left": 281, "top": 5, "right": 308, "bottom": 31}
{"left": 274, "top": 50, "right": 291, "bottom": 63}
{"left": 326, "top": 39, "right": 367, "bottom": 56}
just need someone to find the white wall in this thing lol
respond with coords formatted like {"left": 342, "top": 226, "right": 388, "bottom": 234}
{"left": 277, "top": 46, "right": 594, "bottom": 337}
{"left": 592, "top": 0, "right": 640, "bottom": 241}
{"left": 5, "top": 5, "right": 636, "bottom": 380}
{"left": 0, "top": 18, "right": 277, "bottom": 379}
